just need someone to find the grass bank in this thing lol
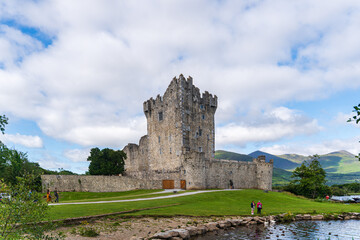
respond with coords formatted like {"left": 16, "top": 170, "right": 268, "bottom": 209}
{"left": 48, "top": 189, "right": 360, "bottom": 221}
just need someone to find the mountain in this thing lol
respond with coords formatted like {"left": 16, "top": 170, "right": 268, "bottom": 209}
{"left": 277, "top": 154, "right": 309, "bottom": 164}
{"left": 272, "top": 167, "right": 360, "bottom": 186}
{"left": 248, "top": 150, "right": 299, "bottom": 170}
{"left": 215, "top": 150, "right": 253, "bottom": 162}
{"left": 279, "top": 150, "right": 360, "bottom": 174}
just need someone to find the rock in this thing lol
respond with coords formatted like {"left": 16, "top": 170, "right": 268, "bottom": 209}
{"left": 170, "top": 238, "right": 182, "bottom": 240}
{"left": 172, "top": 229, "right": 190, "bottom": 239}
{"left": 311, "top": 215, "right": 323, "bottom": 220}
{"left": 218, "top": 220, "right": 231, "bottom": 229}
{"left": 185, "top": 226, "right": 198, "bottom": 236}
{"left": 344, "top": 216, "right": 351, "bottom": 220}
{"left": 152, "top": 230, "right": 179, "bottom": 239}
{"left": 229, "top": 219, "right": 241, "bottom": 226}
{"left": 295, "top": 214, "right": 303, "bottom": 220}
{"left": 303, "top": 214, "right": 311, "bottom": 220}
{"left": 205, "top": 222, "right": 219, "bottom": 232}
{"left": 195, "top": 226, "right": 207, "bottom": 235}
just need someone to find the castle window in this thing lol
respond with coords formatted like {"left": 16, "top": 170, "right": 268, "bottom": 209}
{"left": 199, "top": 147, "right": 203, "bottom": 152}
{"left": 200, "top": 104, "right": 204, "bottom": 110}
{"left": 202, "top": 114, "right": 205, "bottom": 120}
{"left": 207, "top": 134, "right": 209, "bottom": 140}
{"left": 170, "top": 147, "right": 172, "bottom": 154}
{"left": 158, "top": 111, "right": 163, "bottom": 121}
{"left": 198, "top": 128, "right": 202, "bottom": 136}
{"left": 159, "top": 148, "right": 162, "bottom": 154}
{"left": 169, "top": 134, "right": 172, "bottom": 141}
{"left": 158, "top": 136, "right": 161, "bottom": 143}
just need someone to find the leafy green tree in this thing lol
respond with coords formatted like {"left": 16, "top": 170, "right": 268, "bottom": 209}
{"left": 0, "top": 174, "right": 62, "bottom": 239}
{"left": 87, "top": 147, "right": 126, "bottom": 175}
{"left": 0, "top": 115, "right": 8, "bottom": 135}
{"left": 285, "top": 155, "right": 330, "bottom": 199}
{"left": 348, "top": 104, "right": 360, "bottom": 160}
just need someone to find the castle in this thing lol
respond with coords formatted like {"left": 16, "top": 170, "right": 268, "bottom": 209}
{"left": 123, "top": 74, "right": 273, "bottom": 190}
{"left": 41, "top": 75, "right": 273, "bottom": 192}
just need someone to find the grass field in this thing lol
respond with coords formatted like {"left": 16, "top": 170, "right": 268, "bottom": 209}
{"left": 55, "top": 189, "right": 177, "bottom": 203}
{"left": 48, "top": 189, "right": 360, "bottom": 220}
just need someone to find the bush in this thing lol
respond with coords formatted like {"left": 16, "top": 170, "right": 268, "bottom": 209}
{"left": 78, "top": 227, "right": 99, "bottom": 237}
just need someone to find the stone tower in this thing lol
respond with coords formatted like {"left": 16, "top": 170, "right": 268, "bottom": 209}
{"left": 143, "top": 74, "right": 217, "bottom": 171}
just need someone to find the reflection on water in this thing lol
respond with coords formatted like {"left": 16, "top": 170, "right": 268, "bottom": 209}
{"left": 193, "top": 220, "right": 360, "bottom": 240}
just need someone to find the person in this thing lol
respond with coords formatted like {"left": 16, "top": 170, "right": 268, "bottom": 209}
{"left": 54, "top": 188, "right": 59, "bottom": 203}
{"left": 251, "top": 201, "right": 255, "bottom": 215}
{"left": 46, "top": 189, "right": 52, "bottom": 203}
{"left": 257, "top": 200, "right": 262, "bottom": 214}
{"left": 229, "top": 180, "right": 234, "bottom": 189}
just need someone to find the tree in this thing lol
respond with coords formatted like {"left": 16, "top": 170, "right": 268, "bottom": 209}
{"left": 0, "top": 174, "right": 62, "bottom": 239}
{"left": 0, "top": 115, "right": 8, "bottom": 135}
{"left": 285, "top": 155, "right": 330, "bottom": 199}
{"left": 348, "top": 103, "right": 360, "bottom": 160}
{"left": 87, "top": 147, "right": 126, "bottom": 175}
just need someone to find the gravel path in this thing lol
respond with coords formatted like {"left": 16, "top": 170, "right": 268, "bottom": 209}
{"left": 49, "top": 189, "right": 241, "bottom": 206}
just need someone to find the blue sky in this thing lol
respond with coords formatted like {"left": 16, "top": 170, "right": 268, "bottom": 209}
{"left": 0, "top": 0, "right": 360, "bottom": 173}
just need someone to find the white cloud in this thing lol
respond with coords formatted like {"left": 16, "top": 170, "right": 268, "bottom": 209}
{"left": 217, "top": 107, "right": 321, "bottom": 147}
{"left": 0, "top": 133, "right": 43, "bottom": 148}
{"left": 64, "top": 148, "right": 90, "bottom": 163}
{"left": 0, "top": 0, "right": 360, "bottom": 149}
{"left": 37, "top": 153, "right": 70, "bottom": 170}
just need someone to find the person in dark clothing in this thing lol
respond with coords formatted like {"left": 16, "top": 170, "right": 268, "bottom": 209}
{"left": 251, "top": 201, "right": 255, "bottom": 215}
{"left": 54, "top": 188, "right": 59, "bottom": 203}
{"left": 257, "top": 200, "right": 262, "bottom": 214}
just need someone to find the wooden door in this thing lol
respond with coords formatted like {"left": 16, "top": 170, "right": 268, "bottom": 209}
{"left": 162, "top": 180, "right": 174, "bottom": 189}
{"left": 180, "top": 180, "right": 186, "bottom": 189}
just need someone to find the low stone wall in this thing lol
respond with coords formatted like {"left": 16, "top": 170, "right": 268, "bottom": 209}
{"left": 41, "top": 175, "right": 162, "bottom": 192}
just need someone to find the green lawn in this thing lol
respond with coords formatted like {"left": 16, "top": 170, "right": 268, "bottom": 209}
{"left": 56, "top": 189, "right": 169, "bottom": 203}
{"left": 48, "top": 189, "right": 360, "bottom": 220}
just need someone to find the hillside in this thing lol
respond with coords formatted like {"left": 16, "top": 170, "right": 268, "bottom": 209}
{"left": 279, "top": 150, "right": 360, "bottom": 174}
{"left": 248, "top": 150, "right": 299, "bottom": 170}
{"left": 277, "top": 154, "right": 309, "bottom": 164}
{"left": 215, "top": 150, "right": 253, "bottom": 162}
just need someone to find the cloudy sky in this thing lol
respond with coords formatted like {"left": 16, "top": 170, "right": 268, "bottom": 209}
{"left": 0, "top": 0, "right": 360, "bottom": 173}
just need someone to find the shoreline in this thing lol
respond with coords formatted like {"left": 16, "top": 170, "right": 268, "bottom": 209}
{"left": 53, "top": 212, "right": 360, "bottom": 240}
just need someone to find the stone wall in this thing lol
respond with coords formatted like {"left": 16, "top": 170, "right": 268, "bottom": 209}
{"left": 41, "top": 175, "right": 162, "bottom": 192}
{"left": 183, "top": 152, "right": 273, "bottom": 190}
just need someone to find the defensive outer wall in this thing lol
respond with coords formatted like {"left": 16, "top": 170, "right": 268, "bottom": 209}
{"left": 42, "top": 75, "right": 273, "bottom": 192}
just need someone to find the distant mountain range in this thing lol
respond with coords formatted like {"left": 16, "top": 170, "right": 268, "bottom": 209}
{"left": 215, "top": 149, "right": 360, "bottom": 186}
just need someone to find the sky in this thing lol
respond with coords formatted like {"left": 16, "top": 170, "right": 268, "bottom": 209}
{"left": 0, "top": 0, "right": 360, "bottom": 173}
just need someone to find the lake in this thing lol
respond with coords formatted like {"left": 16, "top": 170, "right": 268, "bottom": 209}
{"left": 194, "top": 220, "right": 360, "bottom": 240}
{"left": 331, "top": 195, "right": 360, "bottom": 202}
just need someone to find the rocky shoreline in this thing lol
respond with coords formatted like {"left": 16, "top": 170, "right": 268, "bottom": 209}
{"left": 141, "top": 212, "right": 360, "bottom": 240}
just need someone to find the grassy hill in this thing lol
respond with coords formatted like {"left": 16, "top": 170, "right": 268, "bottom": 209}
{"left": 215, "top": 150, "right": 253, "bottom": 162}
{"left": 249, "top": 150, "right": 299, "bottom": 170}
{"left": 278, "top": 153, "right": 308, "bottom": 164}
{"left": 272, "top": 168, "right": 360, "bottom": 186}
{"left": 278, "top": 150, "right": 360, "bottom": 174}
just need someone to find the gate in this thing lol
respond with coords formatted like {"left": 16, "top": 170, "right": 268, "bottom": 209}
{"left": 162, "top": 180, "right": 174, "bottom": 189}
{"left": 180, "top": 180, "right": 186, "bottom": 189}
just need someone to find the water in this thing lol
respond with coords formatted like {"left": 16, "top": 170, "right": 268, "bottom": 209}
{"left": 194, "top": 220, "right": 360, "bottom": 240}
{"left": 331, "top": 195, "right": 360, "bottom": 202}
